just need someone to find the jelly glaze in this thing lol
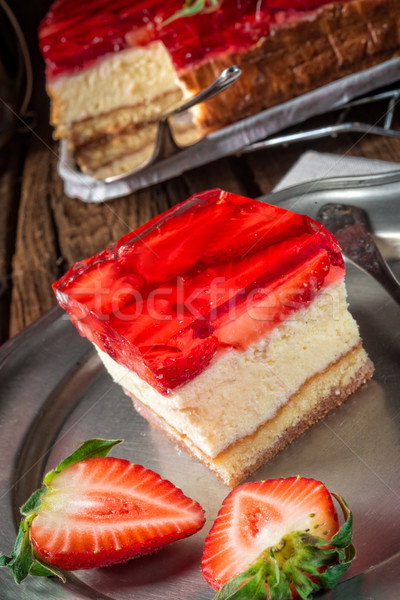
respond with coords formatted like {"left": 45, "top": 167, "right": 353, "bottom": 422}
{"left": 39, "top": 0, "right": 351, "bottom": 78}
{"left": 53, "top": 189, "right": 344, "bottom": 394}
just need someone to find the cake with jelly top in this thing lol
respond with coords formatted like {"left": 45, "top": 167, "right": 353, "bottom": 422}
{"left": 39, "top": 0, "right": 400, "bottom": 179}
{"left": 53, "top": 189, "right": 373, "bottom": 486}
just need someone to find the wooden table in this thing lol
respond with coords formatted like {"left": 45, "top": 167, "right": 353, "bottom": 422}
{"left": 1, "top": 1, "right": 400, "bottom": 345}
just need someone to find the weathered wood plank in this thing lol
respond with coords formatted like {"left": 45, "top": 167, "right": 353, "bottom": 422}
{"left": 0, "top": 139, "right": 23, "bottom": 344}
{"left": 245, "top": 145, "right": 300, "bottom": 193}
{"left": 9, "top": 141, "right": 60, "bottom": 337}
{"left": 354, "top": 131, "right": 400, "bottom": 163}
{"left": 180, "top": 157, "right": 247, "bottom": 197}
{"left": 245, "top": 105, "right": 400, "bottom": 192}
{"left": 49, "top": 158, "right": 173, "bottom": 269}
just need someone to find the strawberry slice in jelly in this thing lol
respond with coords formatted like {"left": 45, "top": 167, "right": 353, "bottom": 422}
{"left": 59, "top": 260, "right": 144, "bottom": 316}
{"left": 53, "top": 189, "right": 344, "bottom": 394}
{"left": 131, "top": 189, "right": 235, "bottom": 284}
{"left": 141, "top": 323, "right": 218, "bottom": 389}
{"left": 39, "top": 0, "right": 350, "bottom": 79}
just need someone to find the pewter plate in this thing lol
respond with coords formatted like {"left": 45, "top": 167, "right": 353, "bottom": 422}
{"left": 1, "top": 172, "right": 400, "bottom": 599}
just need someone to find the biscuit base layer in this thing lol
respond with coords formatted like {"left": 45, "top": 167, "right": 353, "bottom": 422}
{"left": 129, "top": 343, "right": 373, "bottom": 488}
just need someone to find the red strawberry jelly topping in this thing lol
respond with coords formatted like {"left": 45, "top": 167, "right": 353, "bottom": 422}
{"left": 53, "top": 189, "right": 344, "bottom": 394}
{"left": 39, "top": 0, "right": 352, "bottom": 79}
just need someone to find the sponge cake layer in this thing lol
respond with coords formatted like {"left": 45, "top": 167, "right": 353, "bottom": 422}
{"left": 97, "top": 280, "right": 364, "bottom": 463}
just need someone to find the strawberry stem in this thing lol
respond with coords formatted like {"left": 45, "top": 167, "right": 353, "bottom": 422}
{"left": 210, "top": 493, "right": 355, "bottom": 600}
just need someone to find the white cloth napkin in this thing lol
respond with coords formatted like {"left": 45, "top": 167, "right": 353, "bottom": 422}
{"left": 274, "top": 151, "right": 400, "bottom": 191}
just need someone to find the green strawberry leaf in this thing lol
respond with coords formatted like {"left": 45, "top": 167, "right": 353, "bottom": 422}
{"left": 29, "top": 557, "right": 66, "bottom": 581}
{"left": 267, "top": 550, "right": 291, "bottom": 600}
{"left": 163, "top": 0, "right": 221, "bottom": 25}
{"left": 44, "top": 438, "right": 123, "bottom": 486}
{"left": 290, "top": 566, "right": 319, "bottom": 600}
{"left": 229, "top": 569, "right": 268, "bottom": 600}
{"left": 8, "top": 521, "right": 33, "bottom": 584}
{"left": 297, "top": 537, "right": 341, "bottom": 571}
{"left": 212, "top": 575, "right": 245, "bottom": 599}
{"left": 330, "top": 493, "right": 353, "bottom": 548}
{"left": 269, "top": 577, "right": 291, "bottom": 600}
{"left": 21, "top": 488, "right": 46, "bottom": 517}
{"left": 212, "top": 561, "right": 269, "bottom": 600}
{"left": 317, "top": 543, "right": 356, "bottom": 589}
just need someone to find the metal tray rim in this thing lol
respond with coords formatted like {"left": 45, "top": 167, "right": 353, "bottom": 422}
{"left": 1, "top": 172, "right": 399, "bottom": 599}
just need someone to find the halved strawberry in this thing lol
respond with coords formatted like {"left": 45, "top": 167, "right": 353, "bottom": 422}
{"left": 0, "top": 439, "right": 204, "bottom": 584}
{"left": 201, "top": 477, "right": 355, "bottom": 599}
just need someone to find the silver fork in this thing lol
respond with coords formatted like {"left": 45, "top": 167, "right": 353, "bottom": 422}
{"left": 317, "top": 203, "right": 400, "bottom": 306}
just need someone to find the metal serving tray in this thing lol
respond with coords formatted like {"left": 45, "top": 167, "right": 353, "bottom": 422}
{"left": 58, "top": 58, "right": 400, "bottom": 202}
{"left": 0, "top": 172, "right": 399, "bottom": 599}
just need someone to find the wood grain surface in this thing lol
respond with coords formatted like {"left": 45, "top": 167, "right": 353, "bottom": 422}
{"left": 1, "top": 0, "right": 400, "bottom": 344}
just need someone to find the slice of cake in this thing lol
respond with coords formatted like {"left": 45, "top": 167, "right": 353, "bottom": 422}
{"left": 53, "top": 189, "right": 373, "bottom": 487}
{"left": 39, "top": 0, "right": 400, "bottom": 178}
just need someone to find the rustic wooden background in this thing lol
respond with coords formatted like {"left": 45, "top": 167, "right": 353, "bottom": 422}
{"left": 1, "top": 0, "right": 400, "bottom": 345}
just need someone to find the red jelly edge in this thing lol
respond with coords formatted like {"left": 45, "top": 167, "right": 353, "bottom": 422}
{"left": 39, "top": 0, "right": 354, "bottom": 79}
{"left": 53, "top": 188, "right": 344, "bottom": 395}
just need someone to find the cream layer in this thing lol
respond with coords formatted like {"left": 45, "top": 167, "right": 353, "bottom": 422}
{"left": 131, "top": 343, "right": 373, "bottom": 487}
{"left": 48, "top": 42, "right": 186, "bottom": 131}
{"left": 97, "top": 280, "right": 360, "bottom": 458}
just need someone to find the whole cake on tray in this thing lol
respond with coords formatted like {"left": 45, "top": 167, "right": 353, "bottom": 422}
{"left": 53, "top": 189, "right": 374, "bottom": 487}
{"left": 39, "top": 0, "right": 400, "bottom": 179}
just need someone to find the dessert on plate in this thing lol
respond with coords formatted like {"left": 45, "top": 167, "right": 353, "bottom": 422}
{"left": 53, "top": 189, "right": 374, "bottom": 487}
{"left": 39, "top": 0, "right": 400, "bottom": 178}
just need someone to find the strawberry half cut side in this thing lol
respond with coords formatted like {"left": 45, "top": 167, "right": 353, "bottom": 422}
{"left": 0, "top": 439, "right": 205, "bottom": 584}
{"left": 201, "top": 477, "right": 355, "bottom": 600}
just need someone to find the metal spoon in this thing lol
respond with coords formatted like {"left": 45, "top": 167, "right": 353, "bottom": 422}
{"left": 104, "top": 65, "right": 242, "bottom": 183}
{"left": 317, "top": 203, "right": 400, "bottom": 305}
